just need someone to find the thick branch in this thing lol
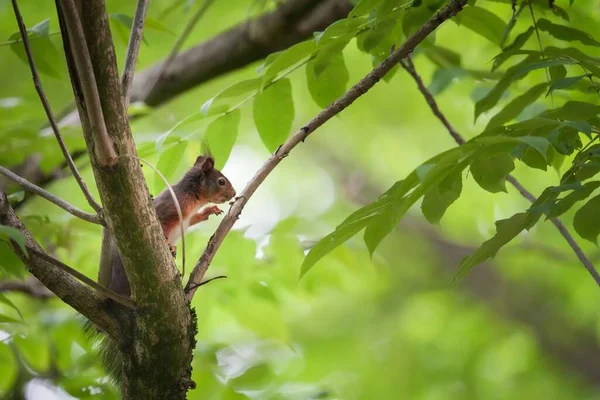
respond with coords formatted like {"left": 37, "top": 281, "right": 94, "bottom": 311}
{"left": 0, "top": 166, "right": 101, "bottom": 224}
{"left": 399, "top": 56, "right": 600, "bottom": 286}
{"left": 10, "top": 0, "right": 101, "bottom": 212}
{"left": 58, "top": 1, "right": 195, "bottom": 396}
{"left": 0, "top": 191, "right": 117, "bottom": 337}
{"left": 184, "top": 0, "right": 469, "bottom": 300}
{"left": 58, "top": 0, "right": 117, "bottom": 166}
{"left": 59, "top": 0, "right": 351, "bottom": 127}
{"left": 121, "top": 0, "right": 149, "bottom": 106}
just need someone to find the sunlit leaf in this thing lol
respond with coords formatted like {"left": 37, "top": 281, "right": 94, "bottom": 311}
{"left": 253, "top": 78, "right": 295, "bottom": 153}
{"left": 201, "top": 78, "right": 262, "bottom": 116}
{"left": 453, "top": 5, "right": 507, "bottom": 45}
{"left": 306, "top": 49, "right": 349, "bottom": 108}
{"left": 261, "top": 40, "right": 317, "bottom": 86}
{"left": 204, "top": 110, "right": 240, "bottom": 169}
{"left": 155, "top": 141, "right": 188, "bottom": 193}
{"left": 0, "top": 294, "right": 23, "bottom": 321}
{"left": 349, "top": 0, "right": 385, "bottom": 17}
{"left": 9, "top": 19, "right": 61, "bottom": 79}
{"left": 486, "top": 83, "right": 547, "bottom": 129}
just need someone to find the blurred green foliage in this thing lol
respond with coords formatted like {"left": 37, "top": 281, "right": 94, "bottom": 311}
{"left": 1, "top": 0, "right": 600, "bottom": 398}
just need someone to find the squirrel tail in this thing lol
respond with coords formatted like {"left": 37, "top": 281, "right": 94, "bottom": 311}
{"left": 83, "top": 319, "right": 123, "bottom": 390}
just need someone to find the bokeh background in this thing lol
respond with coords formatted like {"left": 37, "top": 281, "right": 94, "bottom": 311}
{"left": 1, "top": 0, "right": 600, "bottom": 398}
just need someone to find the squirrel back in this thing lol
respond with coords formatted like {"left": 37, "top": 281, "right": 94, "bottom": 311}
{"left": 86, "top": 154, "right": 236, "bottom": 388}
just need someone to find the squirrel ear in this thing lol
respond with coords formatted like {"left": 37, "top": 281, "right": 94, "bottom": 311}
{"left": 195, "top": 156, "right": 214, "bottom": 172}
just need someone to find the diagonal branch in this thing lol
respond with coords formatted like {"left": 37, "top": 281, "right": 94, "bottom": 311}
{"left": 399, "top": 56, "right": 600, "bottom": 287}
{"left": 27, "top": 248, "right": 136, "bottom": 309}
{"left": 184, "top": 0, "right": 469, "bottom": 300}
{"left": 58, "top": 0, "right": 118, "bottom": 166}
{"left": 121, "top": 0, "right": 149, "bottom": 106}
{"left": 10, "top": 0, "right": 101, "bottom": 213}
{"left": 0, "top": 191, "right": 117, "bottom": 337}
{"left": 0, "top": 166, "right": 101, "bottom": 224}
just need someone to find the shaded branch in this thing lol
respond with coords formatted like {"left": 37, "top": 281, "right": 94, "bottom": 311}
{"left": 150, "top": 0, "right": 214, "bottom": 94}
{"left": 0, "top": 277, "right": 53, "bottom": 299}
{"left": 58, "top": 0, "right": 117, "bottom": 166}
{"left": 184, "top": 0, "right": 469, "bottom": 300}
{"left": 121, "top": 0, "right": 149, "bottom": 106}
{"left": 10, "top": 0, "right": 101, "bottom": 212}
{"left": 399, "top": 55, "right": 600, "bottom": 287}
{"left": 27, "top": 248, "right": 136, "bottom": 309}
{"left": 0, "top": 191, "right": 117, "bottom": 337}
{"left": 59, "top": 0, "right": 352, "bottom": 127}
{"left": 0, "top": 166, "right": 101, "bottom": 224}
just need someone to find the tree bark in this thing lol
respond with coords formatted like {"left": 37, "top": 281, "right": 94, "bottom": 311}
{"left": 56, "top": 0, "right": 194, "bottom": 397}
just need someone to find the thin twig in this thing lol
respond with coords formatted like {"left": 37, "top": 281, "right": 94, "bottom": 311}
{"left": 121, "top": 0, "right": 149, "bottom": 107}
{"left": 0, "top": 166, "right": 101, "bottom": 224}
{"left": 527, "top": 0, "right": 554, "bottom": 107}
{"left": 184, "top": 0, "right": 469, "bottom": 300}
{"left": 10, "top": 0, "right": 101, "bottom": 213}
{"left": 26, "top": 248, "right": 136, "bottom": 309}
{"left": 400, "top": 55, "right": 600, "bottom": 287}
{"left": 149, "top": 0, "right": 214, "bottom": 93}
{"left": 58, "top": 0, "right": 118, "bottom": 166}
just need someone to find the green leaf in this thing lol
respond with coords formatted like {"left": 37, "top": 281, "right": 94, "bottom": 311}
{"left": 360, "top": 18, "right": 397, "bottom": 53}
{"left": 422, "top": 45, "right": 462, "bottom": 69}
{"left": 201, "top": 78, "right": 262, "bottom": 115}
{"left": 0, "top": 294, "right": 23, "bottom": 321}
{"left": 495, "top": 27, "right": 534, "bottom": 70}
{"left": 349, "top": 0, "right": 385, "bottom": 17}
{"left": 486, "top": 83, "right": 547, "bottom": 129}
{"left": 364, "top": 153, "right": 473, "bottom": 255}
{"left": 547, "top": 75, "right": 588, "bottom": 96}
{"left": 0, "top": 225, "right": 27, "bottom": 256}
{"left": 542, "top": 101, "right": 600, "bottom": 121}
{"left": 547, "top": 181, "right": 600, "bottom": 219}
{"left": 144, "top": 16, "right": 176, "bottom": 35}
{"left": 549, "top": 65, "right": 567, "bottom": 81}
{"left": 551, "top": 5, "right": 570, "bottom": 22}
{"left": 573, "top": 194, "right": 600, "bottom": 244}
{"left": 475, "top": 54, "right": 542, "bottom": 119}
{"left": 421, "top": 171, "right": 463, "bottom": 224}
{"left": 156, "top": 112, "right": 207, "bottom": 149}
{"left": 14, "top": 335, "right": 50, "bottom": 372}
{"left": 7, "top": 191, "right": 24, "bottom": 203}
{"left": 204, "top": 110, "right": 241, "bottom": 170}
{"left": 9, "top": 19, "right": 61, "bottom": 79}
{"left": 155, "top": 141, "right": 188, "bottom": 193}
{"left": 306, "top": 50, "right": 349, "bottom": 109}
{"left": 300, "top": 214, "right": 375, "bottom": 278}
{"left": 537, "top": 18, "right": 600, "bottom": 47}
{"left": 517, "top": 136, "right": 551, "bottom": 161}
{"left": 253, "top": 78, "right": 295, "bottom": 153}
{"left": 428, "top": 68, "right": 468, "bottom": 95}
{"left": 261, "top": 40, "right": 317, "bottom": 85}
{"left": 453, "top": 5, "right": 507, "bottom": 45}
{"left": 454, "top": 212, "right": 539, "bottom": 281}
{"left": 317, "top": 17, "right": 366, "bottom": 47}
{"left": 470, "top": 152, "right": 515, "bottom": 193}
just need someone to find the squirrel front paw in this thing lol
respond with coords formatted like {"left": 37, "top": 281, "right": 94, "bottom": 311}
{"left": 190, "top": 205, "right": 223, "bottom": 225}
{"left": 168, "top": 242, "right": 177, "bottom": 258}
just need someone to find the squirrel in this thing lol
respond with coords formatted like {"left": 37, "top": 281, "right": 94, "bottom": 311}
{"left": 87, "top": 153, "right": 236, "bottom": 389}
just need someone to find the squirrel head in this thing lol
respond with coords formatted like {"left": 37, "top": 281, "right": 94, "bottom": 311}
{"left": 183, "top": 155, "right": 236, "bottom": 204}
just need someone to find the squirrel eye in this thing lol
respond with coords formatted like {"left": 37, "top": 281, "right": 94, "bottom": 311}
{"left": 217, "top": 177, "right": 226, "bottom": 186}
